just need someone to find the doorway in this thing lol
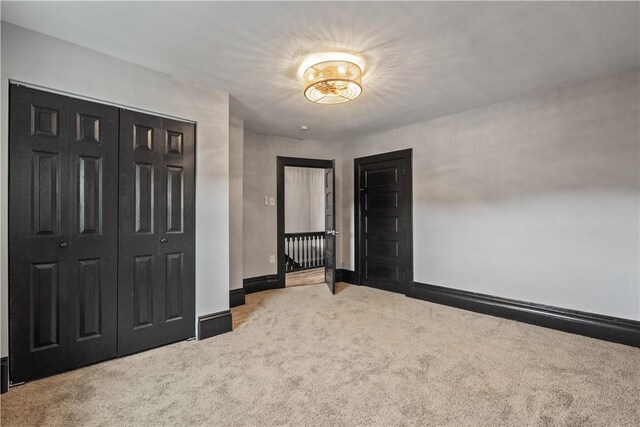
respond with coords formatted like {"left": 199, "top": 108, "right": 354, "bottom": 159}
{"left": 283, "top": 166, "right": 325, "bottom": 287}
{"left": 354, "top": 149, "right": 413, "bottom": 294}
{"left": 276, "top": 157, "right": 336, "bottom": 293}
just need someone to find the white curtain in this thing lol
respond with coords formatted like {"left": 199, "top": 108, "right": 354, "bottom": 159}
{"left": 285, "top": 167, "right": 324, "bottom": 233}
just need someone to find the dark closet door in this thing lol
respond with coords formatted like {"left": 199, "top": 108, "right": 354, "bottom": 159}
{"left": 9, "top": 85, "right": 118, "bottom": 383}
{"left": 118, "top": 110, "right": 195, "bottom": 356}
{"left": 324, "top": 162, "right": 336, "bottom": 294}
{"left": 66, "top": 98, "right": 119, "bottom": 368}
{"left": 356, "top": 149, "right": 413, "bottom": 294}
{"left": 9, "top": 87, "right": 70, "bottom": 382}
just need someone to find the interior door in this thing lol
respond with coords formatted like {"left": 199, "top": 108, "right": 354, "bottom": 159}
{"left": 9, "top": 87, "right": 70, "bottom": 382}
{"left": 118, "top": 110, "right": 195, "bottom": 356}
{"left": 9, "top": 85, "right": 118, "bottom": 382}
{"left": 66, "top": 98, "right": 119, "bottom": 368}
{"left": 356, "top": 150, "right": 412, "bottom": 294}
{"left": 324, "top": 161, "right": 336, "bottom": 294}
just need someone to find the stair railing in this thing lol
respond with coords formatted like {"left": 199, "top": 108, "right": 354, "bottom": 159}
{"left": 284, "top": 231, "right": 325, "bottom": 272}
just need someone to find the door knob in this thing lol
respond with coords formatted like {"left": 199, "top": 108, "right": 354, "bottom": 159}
{"left": 160, "top": 238, "right": 168, "bottom": 243}
{"left": 59, "top": 241, "right": 69, "bottom": 249}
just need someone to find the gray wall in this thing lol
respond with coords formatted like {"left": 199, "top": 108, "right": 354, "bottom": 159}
{"left": 341, "top": 69, "right": 640, "bottom": 320}
{"left": 229, "top": 117, "right": 244, "bottom": 290}
{"left": 285, "top": 167, "right": 325, "bottom": 233}
{"left": 1, "top": 23, "right": 231, "bottom": 355}
{"left": 243, "top": 131, "right": 342, "bottom": 279}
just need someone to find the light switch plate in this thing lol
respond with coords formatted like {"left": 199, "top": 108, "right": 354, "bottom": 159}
{"left": 264, "top": 196, "right": 269, "bottom": 206}
{"left": 269, "top": 197, "right": 275, "bottom": 206}
{"left": 269, "top": 255, "right": 275, "bottom": 264}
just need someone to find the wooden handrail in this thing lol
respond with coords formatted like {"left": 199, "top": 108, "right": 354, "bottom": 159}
{"left": 284, "top": 231, "right": 325, "bottom": 237}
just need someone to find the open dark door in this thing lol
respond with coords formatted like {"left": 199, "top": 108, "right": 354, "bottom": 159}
{"left": 324, "top": 161, "right": 336, "bottom": 294}
{"left": 276, "top": 156, "right": 335, "bottom": 289}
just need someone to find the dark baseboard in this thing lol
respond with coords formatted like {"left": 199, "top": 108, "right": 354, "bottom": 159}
{"left": 238, "top": 272, "right": 639, "bottom": 348}
{"left": 198, "top": 310, "right": 232, "bottom": 340}
{"left": 408, "top": 282, "right": 640, "bottom": 348}
{"left": 229, "top": 288, "right": 245, "bottom": 307}
{"left": 337, "top": 269, "right": 359, "bottom": 285}
{"left": 243, "top": 274, "right": 279, "bottom": 294}
{"left": 1, "top": 357, "right": 7, "bottom": 394}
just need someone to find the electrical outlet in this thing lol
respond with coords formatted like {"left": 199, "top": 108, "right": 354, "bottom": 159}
{"left": 269, "top": 255, "right": 275, "bottom": 264}
{"left": 269, "top": 197, "right": 275, "bottom": 206}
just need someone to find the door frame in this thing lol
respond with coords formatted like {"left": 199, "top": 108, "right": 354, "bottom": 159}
{"left": 354, "top": 149, "right": 414, "bottom": 292}
{"left": 276, "top": 156, "right": 334, "bottom": 287}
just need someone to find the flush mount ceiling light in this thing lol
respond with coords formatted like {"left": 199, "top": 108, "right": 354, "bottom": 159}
{"left": 303, "top": 61, "right": 362, "bottom": 104}
{"left": 298, "top": 52, "right": 365, "bottom": 105}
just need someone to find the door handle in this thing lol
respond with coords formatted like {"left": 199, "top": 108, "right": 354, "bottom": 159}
{"left": 326, "top": 230, "right": 340, "bottom": 236}
{"left": 59, "top": 241, "right": 69, "bottom": 249}
{"left": 160, "top": 238, "right": 168, "bottom": 243}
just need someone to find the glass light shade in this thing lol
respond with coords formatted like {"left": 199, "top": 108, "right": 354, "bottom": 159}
{"left": 303, "top": 60, "right": 363, "bottom": 104}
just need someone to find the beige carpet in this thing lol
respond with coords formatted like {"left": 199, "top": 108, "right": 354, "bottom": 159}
{"left": 2, "top": 283, "right": 639, "bottom": 426}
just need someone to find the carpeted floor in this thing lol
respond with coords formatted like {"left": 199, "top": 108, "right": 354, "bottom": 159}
{"left": 2, "top": 283, "right": 639, "bottom": 426}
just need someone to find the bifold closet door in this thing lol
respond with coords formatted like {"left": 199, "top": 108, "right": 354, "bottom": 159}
{"left": 9, "top": 85, "right": 118, "bottom": 383}
{"left": 118, "top": 110, "right": 195, "bottom": 356}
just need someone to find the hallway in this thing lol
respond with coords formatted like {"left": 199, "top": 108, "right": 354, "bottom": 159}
{"left": 285, "top": 268, "right": 325, "bottom": 288}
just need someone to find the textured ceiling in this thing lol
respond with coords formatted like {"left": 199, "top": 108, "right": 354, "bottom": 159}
{"left": 2, "top": 1, "right": 639, "bottom": 140}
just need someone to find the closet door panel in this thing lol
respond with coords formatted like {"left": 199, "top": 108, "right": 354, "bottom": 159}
{"left": 118, "top": 112, "right": 195, "bottom": 356}
{"left": 67, "top": 99, "right": 118, "bottom": 367}
{"left": 9, "top": 86, "right": 70, "bottom": 382}
{"left": 159, "top": 119, "right": 195, "bottom": 343}
{"left": 118, "top": 111, "right": 164, "bottom": 356}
